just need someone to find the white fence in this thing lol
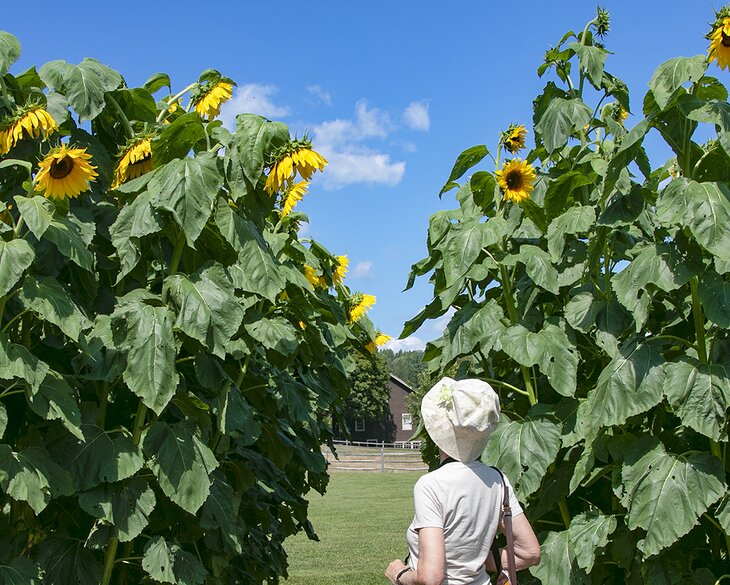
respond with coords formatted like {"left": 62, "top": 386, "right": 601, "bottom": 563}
{"left": 324, "top": 440, "right": 427, "bottom": 472}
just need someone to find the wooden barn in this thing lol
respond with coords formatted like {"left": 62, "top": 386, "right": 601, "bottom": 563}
{"left": 339, "top": 374, "right": 416, "bottom": 444}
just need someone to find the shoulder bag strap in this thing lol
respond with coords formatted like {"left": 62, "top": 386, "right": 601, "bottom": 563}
{"left": 491, "top": 467, "right": 518, "bottom": 585}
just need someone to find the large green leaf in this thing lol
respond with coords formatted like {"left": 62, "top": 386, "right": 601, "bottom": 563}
{"left": 26, "top": 370, "right": 83, "bottom": 440}
{"left": 439, "top": 145, "right": 489, "bottom": 196}
{"left": 143, "top": 421, "right": 218, "bottom": 514}
{"left": 500, "top": 323, "right": 578, "bottom": 397}
{"left": 564, "top": 291, "right": 604, "bottom": 334}
{"left": 546, "top": 205, "right": 595, "bottom": 262}
{"left": 164, "top": 263, "right": 244, "bottom": 358}
{"left": 442, "top": 220, "right": 488, "bottom": 282}
{"left": 143, "top": 72, "right": 171, "bottom": 93}
{"left": 663, "top": 359, "right": 730, "bottom": 441}
{"left": 570, "top": 511, "right": 617, "bottom": 572}
{"left": 0, "top": 445, "right": 73, "bottom": 514}
{"left": 535, "top": 98, "right": 591, "bottom": 152}
{"left": 482, "top": 413, "right": 562, "bottom": 498}
{"left": 38, "top": 58, "right": 122, "bottom": 121}
{"left": 246, "top": 317, "right": 298, "bottom": 357}
{"left": 0, "top": 239, "right": 34, "bottom": 297}
{"left": 217, "top": 386, "right": 261, "bottom": 445}
{"left": 0, "top": 32, "right": 21, "bottom": 75}
{"left": 602, "top": 119, "right": 651, "bottom": 198}
{"left": 44, "top": 214, "right": 95, "bottom": 272}
{"left": 648, "top": 55, "right": 707, "bottom": 110}
{"left": 698, "top": 272, "right": 730, "bottom": 328}
{"left": 584, "top": 341, "right": 665, "bottom": 432}
{"left": 200, "top": 472, "right": 244, "bottom": 554}
{"left": 0, "top": 403, "right": 6, "bottom": 440}
{"left": 568, "top": 42, "right": 608, "bottom": 87}
{"left": 518, "top": 245, "right": 560, "bottom": 294}
{"left": 35, "top": 538, "right": 102, "bottom": 585}
{"left": 0, "top": 334, "right": 49, "bottom": 392}
{"left": 142, "top": 536, "right": 207, "bottom": 585}
{"left": 13, "top": 195, "right": 54, "bottom": 240}
{"left": 150, "top": 153, "right": 222, "bottom": 247}
{"left": 152, "top": 112, "right": 206, "bottom": 166}
{"left": 680, "top": 181, "right": 730, "bottom": 258}
{"left": 544, "top": 176, "right": 595, "bottom": 230}
{"left": 621, "top": 437, "right": 725, "bottom": 556}
{"left": 441, "top": 300, "right": 505, "bottom": 367}
{"left": 78, "top": 477, "right": 156, "bottom": 542}
{"left": 612, "top": 244, "right": 693, "bottom": 329}
{"left": 656, "top": 177, "right": 693, "bottom": 226}
{"left": 529, "top": 528, "right": 590, "bottom": 585}
{"left": 109, "top": 187, "right": 165, "bottom": 282}
{"left": 215, "top": 201, "right": 285, "bottom": 301}
{"left": 18, "top": 276, "right": 90, "bottom": 341}
{"left": 0, "top": 557, "right": 42, "bottom": 585}
{"left": 114, "top": 302, "right": 179, "bottom": 415}
{"left": 228, "top": 114, "right": 289, "bottom": 187}
{"left": 65, "top": 424, "right": 143, "bottom": 491}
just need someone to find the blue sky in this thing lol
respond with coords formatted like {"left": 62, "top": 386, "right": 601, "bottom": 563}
{"left": 4, "top": 1, "right": 721, "bottom": 350}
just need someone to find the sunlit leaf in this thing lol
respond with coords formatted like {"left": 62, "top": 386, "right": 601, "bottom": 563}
{"left": 648, "top": 55, "right": 707, "bottom": 110}
{"left": 142, "top": 536, "right": 207, "bottom": 585}
{"left": 0, "top": 239, "right": 34, "bottom": 297}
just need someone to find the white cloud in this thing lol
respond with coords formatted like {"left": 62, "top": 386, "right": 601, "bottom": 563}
{"left": 306, "top": 85, "right": 332, "bottom": 106}
{"left": 312, "top": 99, "right": 405, "bottom": 190}
{"left": 385, "top": 336, "right": 426, "bottom": 352}
{"left": 353, "top": 260, "right": 373, "bottom": 278}
{"left": 403, "top": 101, "right": 430, "bottom": 131}
{"left": 219, "top": 83, "right": 290, "bottom": 129}
{"left": 429, "top": 307, "right": 456, "bottom": 335}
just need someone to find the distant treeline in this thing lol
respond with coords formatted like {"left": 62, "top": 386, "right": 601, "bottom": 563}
{"left": 379, "top": 349, "right": 425, "bottom": 390}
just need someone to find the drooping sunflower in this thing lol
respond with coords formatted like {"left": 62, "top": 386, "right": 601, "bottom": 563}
{"left": 365, "top": 331, "right": 391, "bottom": 353}
{"left": 333, "top": 255, "right": 349, "bottom": 286}
{"left": 265, "top": 141, "right": 328, "bottom": 194}
{"left": 0, "top": 107, "right": 58, "bottom": 155}
{"left": 304, "top": 265, "right": 325, "bottom": 289}
{"left": 281, "top": 180, "right": 309, "bottom": 218}
{"left": 35, "top": 145, "right": 98, "bottom": 200}
{"left": 502, "top": 124, "right": 528, "bottom": 154}
{"left": 113, "top": 137, "right": 153, "bottom": 188}
{"left": 349, "top": 293, "right": 376, "bottom": 323}
{"left": 708, "top": 16, "right": 730, "bottom": 70}
{"left": 495, "top": 158, "right": 536, "bottom": 204}
{"left": 193, "top": 81, "right": 234, "bottom": 119}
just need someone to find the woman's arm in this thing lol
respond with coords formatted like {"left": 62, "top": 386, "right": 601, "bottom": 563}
{"left": 500, "top": 513, "right": 541, "bottom": 571}
{"left": 385, "top": 527, "right": 445, "bottom": 585}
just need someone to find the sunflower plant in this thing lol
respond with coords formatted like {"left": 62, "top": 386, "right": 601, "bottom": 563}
{"left": 0, "top": 31, "right": 382, "bottom": 585}
{"left": 405, "top": 6, "right": 729, "bottom": 584}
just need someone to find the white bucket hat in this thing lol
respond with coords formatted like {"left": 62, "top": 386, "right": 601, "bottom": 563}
{"left": 421, "top": 377, "right": 500, "bottom": 462}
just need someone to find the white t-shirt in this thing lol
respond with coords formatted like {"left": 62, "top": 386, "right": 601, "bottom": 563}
{"left": 406, "top": 460, "right": 523, "bottom": 585}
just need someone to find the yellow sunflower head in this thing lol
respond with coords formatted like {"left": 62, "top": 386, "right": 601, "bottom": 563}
{"left": 113, "top": 137, "right": 153, "bottom": 188}
{"left": 349, "top": 292, "right": 376, "bottom": 323}
{"left": 708, "top": 14, "right": 730, "bottom": 70}
{"left": 193, "top": 80, "right": 234, "bottom": 119}
{"left": 501, "top": 124, "right": 528, "bottom": 154}
{"left": 495, "top": 158, "right": 536, "bottom": 204}
{"left": 304, "top": 265, "right": 326, "bottom": 289}
{"left": 333, "top": 255, "right": 349, "bottom": 286}
{"left": 281, "top": 180, "right": 309, "bottom": 218}
{"left": 0, "top": 106, "right": 58, "bottom": 155}
{"left": 265, "top": 139, "right": 328, "bottom": 194}
{"left": 34, "top": 144, "right": 98, "bottom": 200}
{"left": 365, "top": 331, "right": 391, "bottom": 352}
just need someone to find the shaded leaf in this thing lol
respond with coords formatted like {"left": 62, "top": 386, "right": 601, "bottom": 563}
{"left": 0, "top": 556, "right": 42, "bottom": 585}
{"left": 439, "top": 145, "right": 488, "bottom": 196}
{"left": 229, "top": 114, "right": 289, "bottom": 187}
{"left": 142, "top": 536, "right": 207, "bottom": 585}
{"left": 19, "top": 276, "right": 90, "bottom": 341}
{"left": 65, "top": 424, "right": 143, "bottom": 491}
{"left": 535, "top": 98, "right": 591, "bottom": 152}
{"left": 200, "top": 472, "right": 244, "bottom": 554}
{"left": 544, "top": 176, "right": 595, "bottom": 230}
{"left": 0, "top": 239, "right": 34, "bottom": 297}
{"left": 518, "top": 245, "right": 560, "bottom": 294}
{"left": 441, "top": 300, "right": 505, "bottom": 367}
{"left": 44, "top": 213, "right": 95, "bottom": 272}
{"left": 152, "top": 112, "right": 206, "bottom": 166}
{"left": 246, "top": 317, "right": 298, "bottom": 357}
{"left": 648, "top": 55, "right": 707, "bottom": 110}
{"left": 13, "top": 195, "right": 54, "bottom": 240}
{"left": 143, "top": 421, "right": 218, "bottom": 514}
{"left": 26, "top": 370, "right": 83, "bottom": 440}
{"left": 36, "top": 538, "right": 102, "bottom": 585}
{"left": 0, "top": 32, "right": 21, "bottom": 75}
{"left": 78, "top": 477, "right": 156, "bottom": 542}
{"left": 0, "top": 334, "right": 49, "bottom": 392}
{"left": 569, "top": 42, "right": 608, "bottom": 87}
{"left": 144, "top": 72, "right": 171, "bottom": 93}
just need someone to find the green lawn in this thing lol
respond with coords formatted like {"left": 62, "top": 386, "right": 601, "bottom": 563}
{"left": 283, "top": 471, "right": 425, "bottom": 585}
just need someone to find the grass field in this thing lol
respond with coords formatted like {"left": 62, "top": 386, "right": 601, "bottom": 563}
{"left": 283, "top": 471, "right": 425, "bottom": 585}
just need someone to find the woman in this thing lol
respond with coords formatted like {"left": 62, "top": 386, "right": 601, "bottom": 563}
{"left": 385, "top": 378, "right": 540, "bottom": 585}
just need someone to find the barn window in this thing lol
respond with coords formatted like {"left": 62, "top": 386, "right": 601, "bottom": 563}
{"left": 402, "top": 413, "right": 413, "bottom": 431}
{"left": 355, "top": 419, "right": 365, "bottom": 432}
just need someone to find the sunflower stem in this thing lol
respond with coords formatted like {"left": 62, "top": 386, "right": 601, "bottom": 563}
{"left": 169, "top": 231, "right": 186, "bottom": 277}
{"left": 106, "top": 94, "right": 134, "bottom": 140}
{"left": 690, "top": 276, "right": 708, "bottom": 364}
{"left": 156, "top": 83, "right": 197, "bottom": 122}
{"left": 100, "top": 537, "right": 119, "bottom": 585}
{"left": 558, "top": 499, "right": 571, "bottom": 529}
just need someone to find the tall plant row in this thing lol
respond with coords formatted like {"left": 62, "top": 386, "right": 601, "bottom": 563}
{"left": 405, "top": 8, "right": 730, "bottom": 584}
{"left": 0, "top": 31, "right": 382, "bottom": 585}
